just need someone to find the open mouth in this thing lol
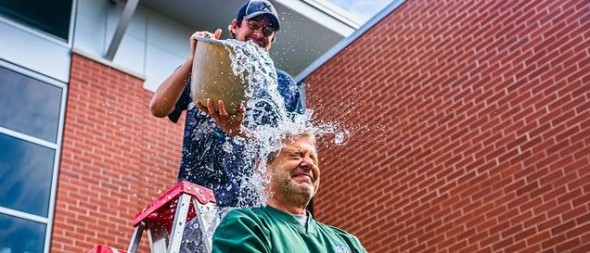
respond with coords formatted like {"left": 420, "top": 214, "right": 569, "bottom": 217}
{"left": 291, "top": 172, "right": 313, "bottom": 184}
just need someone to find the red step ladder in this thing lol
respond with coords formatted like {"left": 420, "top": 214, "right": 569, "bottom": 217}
{"left": 87, "top": 181, "right": 217, "bottom": 253}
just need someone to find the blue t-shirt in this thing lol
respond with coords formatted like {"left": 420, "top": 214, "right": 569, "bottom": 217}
{"left": 168, "top": 70, "right": 303, "bottom": 207}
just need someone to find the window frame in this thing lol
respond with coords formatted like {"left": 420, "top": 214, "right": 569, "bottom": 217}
{"left": 0, "top": 0, "right": 77, "bottom": 46}
{"left": 0, "top": 60, "right": 67, "bottom": 253}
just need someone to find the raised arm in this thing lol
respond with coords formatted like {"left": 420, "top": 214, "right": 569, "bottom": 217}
{"left": 149, "top": 29, "right": 222, "bottom": 118}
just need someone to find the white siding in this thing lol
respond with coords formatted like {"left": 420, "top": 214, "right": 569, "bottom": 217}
{"left": 0, "top": 20, "right": 70, "bottom": 82}
{"left": 73, "top": 0, "right": 194, "bottom": 91}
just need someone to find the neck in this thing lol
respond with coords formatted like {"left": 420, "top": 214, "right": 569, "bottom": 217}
{"left": 267, "top": 198, "right": 308, "bottom": 215}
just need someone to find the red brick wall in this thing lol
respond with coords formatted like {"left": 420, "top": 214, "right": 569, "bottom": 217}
{"left": 306, "top": 0, "right": 590, "bottom": 252}
{"left": 51, "top": 54, "right": 184, "bottom": 252}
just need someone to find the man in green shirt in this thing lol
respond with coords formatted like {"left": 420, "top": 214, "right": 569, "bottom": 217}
{"left": 212, "top": 132, "right": 367, "bottom": 253}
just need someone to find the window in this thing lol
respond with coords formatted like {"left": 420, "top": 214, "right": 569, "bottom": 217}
{"left": 0, "top": 0, "right": 73, "bottom": 40}
{"left": 0, "top": 213, "right": 46, "bottom": 253}
{"left": 0, "top": 62, "right": 66, "bottom": 253}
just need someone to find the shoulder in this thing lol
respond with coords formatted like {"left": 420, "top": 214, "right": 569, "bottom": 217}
{"left": 212, "top": 207, "right": 273, "bottom": 253}
{"left": 314, "top": 221, "right": 349, "bottom": 235}
{"left": 324, "top": 224, "right": 356, "bottom": 237}
{"left": 223, "top": 207, "right": 263, "bottom": 220}
{"left": 217, "top": 207, "right": 268, "bottom": 230}
{"left": 276, "top": 69, "right": 296, "bottom": 87}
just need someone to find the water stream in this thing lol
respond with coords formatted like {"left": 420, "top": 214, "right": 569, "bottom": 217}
{"left": 222, "top": 39, "right": 349, "bottom": 206}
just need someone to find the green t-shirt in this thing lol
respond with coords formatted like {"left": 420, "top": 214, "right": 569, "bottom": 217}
{"left": 212, "top": 205, "right": 367, "bottom": 253}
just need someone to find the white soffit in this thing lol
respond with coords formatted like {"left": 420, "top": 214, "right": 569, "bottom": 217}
{"left": 274, "top": 0, "right": 359, "bottom": 37}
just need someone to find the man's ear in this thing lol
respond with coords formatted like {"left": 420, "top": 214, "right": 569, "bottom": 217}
{"left": 229, "top": 19, "right": 239, "bottom": 36}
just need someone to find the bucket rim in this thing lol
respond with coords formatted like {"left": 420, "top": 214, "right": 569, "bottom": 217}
{"left": 193, "top": 36, "right": 226, "bottom": 45}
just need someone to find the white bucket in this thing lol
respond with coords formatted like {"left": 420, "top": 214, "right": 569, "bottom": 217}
{"left": 190, "top": 37, "right": 246, "bottom": 115}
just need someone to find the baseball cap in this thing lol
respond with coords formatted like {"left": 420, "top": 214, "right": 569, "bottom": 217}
{"left": 237, "top": 0, "right": 280, "bottom": 30}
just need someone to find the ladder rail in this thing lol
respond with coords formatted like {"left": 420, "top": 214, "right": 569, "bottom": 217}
{"left": 126, "top": 222, "right": 144, "bottom": 253}
{"left": 192, "top": 200, "right": 219, "bottom": 252}
{"left": 167, "top": 193, "right": 192, "bottom": 253}
{"left": 88, "top": 181, "right": 218, "bottom": 253}
{"left": 147, "top": 223, "right": 169, "bottom": 253}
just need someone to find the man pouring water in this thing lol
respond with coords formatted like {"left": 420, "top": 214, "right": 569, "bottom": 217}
{"left": 149, "top": 0, "right": 303, "bottom": 243}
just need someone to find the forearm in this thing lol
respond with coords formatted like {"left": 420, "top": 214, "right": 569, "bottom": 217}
{"left": 149, "top": 57, "right": 193, "bottom": 117}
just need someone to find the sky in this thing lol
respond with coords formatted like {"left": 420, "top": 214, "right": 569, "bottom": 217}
{"left": 327, "top": 0, "right": 397, "bottom": 23}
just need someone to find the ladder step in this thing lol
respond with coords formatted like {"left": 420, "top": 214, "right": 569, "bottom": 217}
{"left": 133, "top": 181, "right": 216, "bottom": 227}
{"left": 133, "top": 181, "right": 217, "bottom": 253}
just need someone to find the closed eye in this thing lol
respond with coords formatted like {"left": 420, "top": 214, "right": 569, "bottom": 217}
{"left": 289, "top": 152, "right": 303, "bottom": 158}
{"left": 296, "top": 152, "right": 318, "bottom": 165}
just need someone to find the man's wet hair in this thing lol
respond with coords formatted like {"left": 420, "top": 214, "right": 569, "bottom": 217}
{"left": 266, "top": 130, "right": 316, "bottom": 165}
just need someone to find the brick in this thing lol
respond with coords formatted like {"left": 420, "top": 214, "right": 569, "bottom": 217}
{"left": 551, "top": 219, "right": 577, "bottom": 236}
{"left": 492, "top": 236, "right": 514, "bottom": 251}
{"left": 555, "top": 238, "right": 582, "bottom": 252}
{"left": 537, "top": 216, "right": 562, "bottom": 233}
{"left": 514, "top": 226, "right": 537, "bottom": 242}
{"left": 48, "top": 1, "right": 589, "bottom": 252}
{"left": 505, "top": 241, "right": 527, "bottom": 253}
{"left": 501, "top": 223, "right": 524, "bottom": 239}
{"left": 519, "top": 197, "right": 543, "bottom": 213}
{"left": 557, "top": 188, "right": 583, "bottom": 204}
{"left": 479, "top": 234, "right": 501, "bottom": 249}
{"left": 572, "top": 243, "right": 590, "bottom": 253}
{"left": 572, "top": 192, "right": 590, "bottom": 207}
{"left": 526, "top": 230, "right": 551, "bottom": 246}
{"left": 52, "top": 54, "right": 181, "bottom": 253}
{"left": 541, "top": 234, "right": 566, "bottom": 249}
{"left": 567, "top": 221, "right": 590, "bottom": 240}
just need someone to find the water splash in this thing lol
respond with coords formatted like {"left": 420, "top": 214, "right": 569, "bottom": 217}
{"left": 178, "top": 39, "right": 353, "bottom": 248}
{"left": 222, "top": 140, "right": 233, "bottom": 153}
{"left": 225, "top": 39, "right": 287, "bottom": 123}
{"left": 220, "top": 40, "right": 354, "bottom": 206}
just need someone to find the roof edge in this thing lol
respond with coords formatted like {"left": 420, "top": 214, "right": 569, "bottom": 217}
{"left": 300, "top": 0, "right": 362, "bottom": 29}
{"left": 274, "top": 0, "right": 356, "bottom": 36}
{"left": 294, "top": 0, "right": 407, "bottom": 83}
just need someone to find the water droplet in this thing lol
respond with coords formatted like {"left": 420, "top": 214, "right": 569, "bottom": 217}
{"left": 157, "top": 189, "right": 162, "bottom": 194}
{"left": 222, "top": 141, "right": 233, "bottom": 153}
{"left": 334, "top": 130, "right": 350, "bottom": 145}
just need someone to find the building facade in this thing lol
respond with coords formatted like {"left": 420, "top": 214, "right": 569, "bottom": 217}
{"left": 0, "top": 0, "right": 589, "bottom": 253}
{"left": 0, "top": 0, "right": 353, "bottom": 252}
{"left": 305, "top": 0, "right": 590, "bottom": 252}
{"left": 1, "top": 0, "right": 188, "bottom": 251}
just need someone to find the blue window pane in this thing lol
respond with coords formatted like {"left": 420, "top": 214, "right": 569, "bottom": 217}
{"left": 0, "top": 213, "right": 45, "bottom": 253}
{"left": 0, "top": 134, "right": 54, "bottom": 217}
{"left": 0, "top": 0, "right": 72, "bottom": 40}
{"left": 0, "top": 66, "right": 62, "bottom": 143}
